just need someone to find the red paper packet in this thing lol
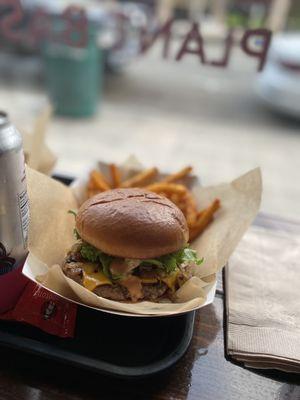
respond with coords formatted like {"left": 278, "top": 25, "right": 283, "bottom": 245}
{"left": 0, "top": 281, "right": 77, "bottom": 338}
{"left": 0, "top": 262, "right": 28, "bottom": 314}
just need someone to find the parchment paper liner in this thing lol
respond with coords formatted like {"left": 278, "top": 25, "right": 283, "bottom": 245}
{"left": 23, "top": 161, "right": 262, "bottom": 316}
{"left": 22, "top": 104, "right": 56, "bottom": 175}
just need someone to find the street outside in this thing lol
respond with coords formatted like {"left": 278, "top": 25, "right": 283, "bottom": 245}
{"left": 1, "top": 41, "right": 300, "bottom": 219}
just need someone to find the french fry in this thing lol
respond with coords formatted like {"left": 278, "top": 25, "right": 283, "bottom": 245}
{"left": 87, "top": 179, "right": 96, "bottom": 190}
{"left": 90, "top": 170, "right": 111, "bottom": 191}
{"left": 177, "top": 199, "right": 187, "bottom": 209}
{"left": 189, "top": 199, "right": 221, "bottom": 241}
{"left": 87, "top": 188, "right": 101, "bottom": 199}
{"left": 186, "top": 205, "right": 197, "bottom": 227}
{"left": 196, "top": 210, "right": 204, "bottom": 219}
{"left": 110, "top": 163, "right": 121, "bottom": 188}
{"left": 161, "top": 166, "right": 193, "bottom": 184}
{"left": 175, "top": 192, "right": 197, "bottom": 227}
{"left": 169, "top": 193, "right": 180, "bottom": 204}
{"left": 121, "top": 168, "right": 158, "bottom": 188}
{"left": 185, "top": 191, "right": 197, "bottom": 212}
{"left": 146, "top": 183, "right": 187, "bottom": 195}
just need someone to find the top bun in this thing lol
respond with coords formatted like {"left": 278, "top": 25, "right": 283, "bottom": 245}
{"left": 76, "top": 188, "right": 189, "bottom": 259}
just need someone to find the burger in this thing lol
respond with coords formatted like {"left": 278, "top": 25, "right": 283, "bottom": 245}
{"left": 63, "top": 188, "right": 203, "bottom": 303}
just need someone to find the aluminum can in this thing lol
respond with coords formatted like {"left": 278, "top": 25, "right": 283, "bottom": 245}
{"left": 0, "top": 111, "right": 29, "bottom": 275}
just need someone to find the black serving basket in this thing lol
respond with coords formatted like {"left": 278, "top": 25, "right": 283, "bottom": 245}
{"left": 0, "top": 175, "right": 196, "bottom": 379}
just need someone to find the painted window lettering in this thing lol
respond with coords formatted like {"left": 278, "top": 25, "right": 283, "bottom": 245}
{"left": 0, "top": 0, "right": 88, "bottom": 48}
{"left": 140, "top": 19, "right": 272, "bottom": 72}
{"left": 0, "top": 1, "right": 272, "bottom": 71}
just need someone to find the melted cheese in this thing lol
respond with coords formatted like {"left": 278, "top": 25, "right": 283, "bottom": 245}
{"left": 81, "top": 262, "right": 180, "bottom": 294}
{"left": 140, "top": 271, "right": 180, "bottom": 291}
{"left": 161, "top": 271, "right": 180, "bottom": 292}
{"left": 120, "top": 276, "right": 143, "bottom": 302}
{"left": 82, "top": 263, "right": 112, "bottom": 292}
{"left": 140, "top": 277, "right": 158, "bottom": 284}
{"left": 82, "top": 263, "right": 98, "bottom": 274}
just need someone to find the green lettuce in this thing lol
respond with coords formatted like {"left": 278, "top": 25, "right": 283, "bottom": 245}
{"left": 180, "top": 247, "right": 204, "bottom": 265}
{"left": 80, "top": 242, "right": 101, "bottom": 263}
{"left": 98, "top": 252, "right": 113, "bottom": 278}
{"left": 68, "top": 210, "right": 81, "bottom": 240}
{"left": 80, "top": 242, "right": 114, "bottom": 279}
{"left": 141, "top": 246, "right": 203, "bottom": 274}
{"left": 80, "top": 241, "right": 203, "bottom": 277}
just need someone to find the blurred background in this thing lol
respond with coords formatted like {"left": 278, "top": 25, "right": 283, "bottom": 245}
{"left": 0, "top": 0, "right": 299, "bottom": 219}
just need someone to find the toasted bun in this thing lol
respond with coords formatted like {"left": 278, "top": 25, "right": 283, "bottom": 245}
{"left": 76, "top": 188, "right": 189, "bottom": 259}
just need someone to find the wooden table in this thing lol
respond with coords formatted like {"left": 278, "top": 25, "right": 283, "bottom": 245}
{"left": 0, "top": 214, "right": 299, "bottom": 400}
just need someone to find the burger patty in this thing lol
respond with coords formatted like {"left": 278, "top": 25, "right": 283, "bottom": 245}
{"left": 94, "top": 284, "right": 130, "bottom": 301}
{"left": 62, "top": 262, "right": 83, "bottom": 284}
{"left": 62, "top": 260, "right": 168, "bottom": 302}
{"left": 95, "top": 281, "right": 168, "bottom": 302}
{"left": 142, "top": 282, "right": 168, "bottom": 301}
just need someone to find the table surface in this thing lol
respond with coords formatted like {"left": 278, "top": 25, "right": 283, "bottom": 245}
{"left": 0, "top": 213, "right": 299, "bottom": 400}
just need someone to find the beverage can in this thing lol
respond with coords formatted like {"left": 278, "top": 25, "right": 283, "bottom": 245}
{"left": 0, "top": 111, "right": 29, "bottom": 275}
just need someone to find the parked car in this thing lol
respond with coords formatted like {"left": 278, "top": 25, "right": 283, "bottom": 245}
{"left": 256, "top": 33, "right": 300, "bottom": 119}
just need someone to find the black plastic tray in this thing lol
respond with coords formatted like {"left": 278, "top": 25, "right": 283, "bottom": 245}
{"left": 0, "top": 307, "right": 195, "bottom": 378}
{"left": 0, "top": 174, "right": 196, "bottom": 378}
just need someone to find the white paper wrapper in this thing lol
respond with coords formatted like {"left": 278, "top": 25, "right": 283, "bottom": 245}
{"left": 23, "top": 160, "right": 262, "bottom": 316}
